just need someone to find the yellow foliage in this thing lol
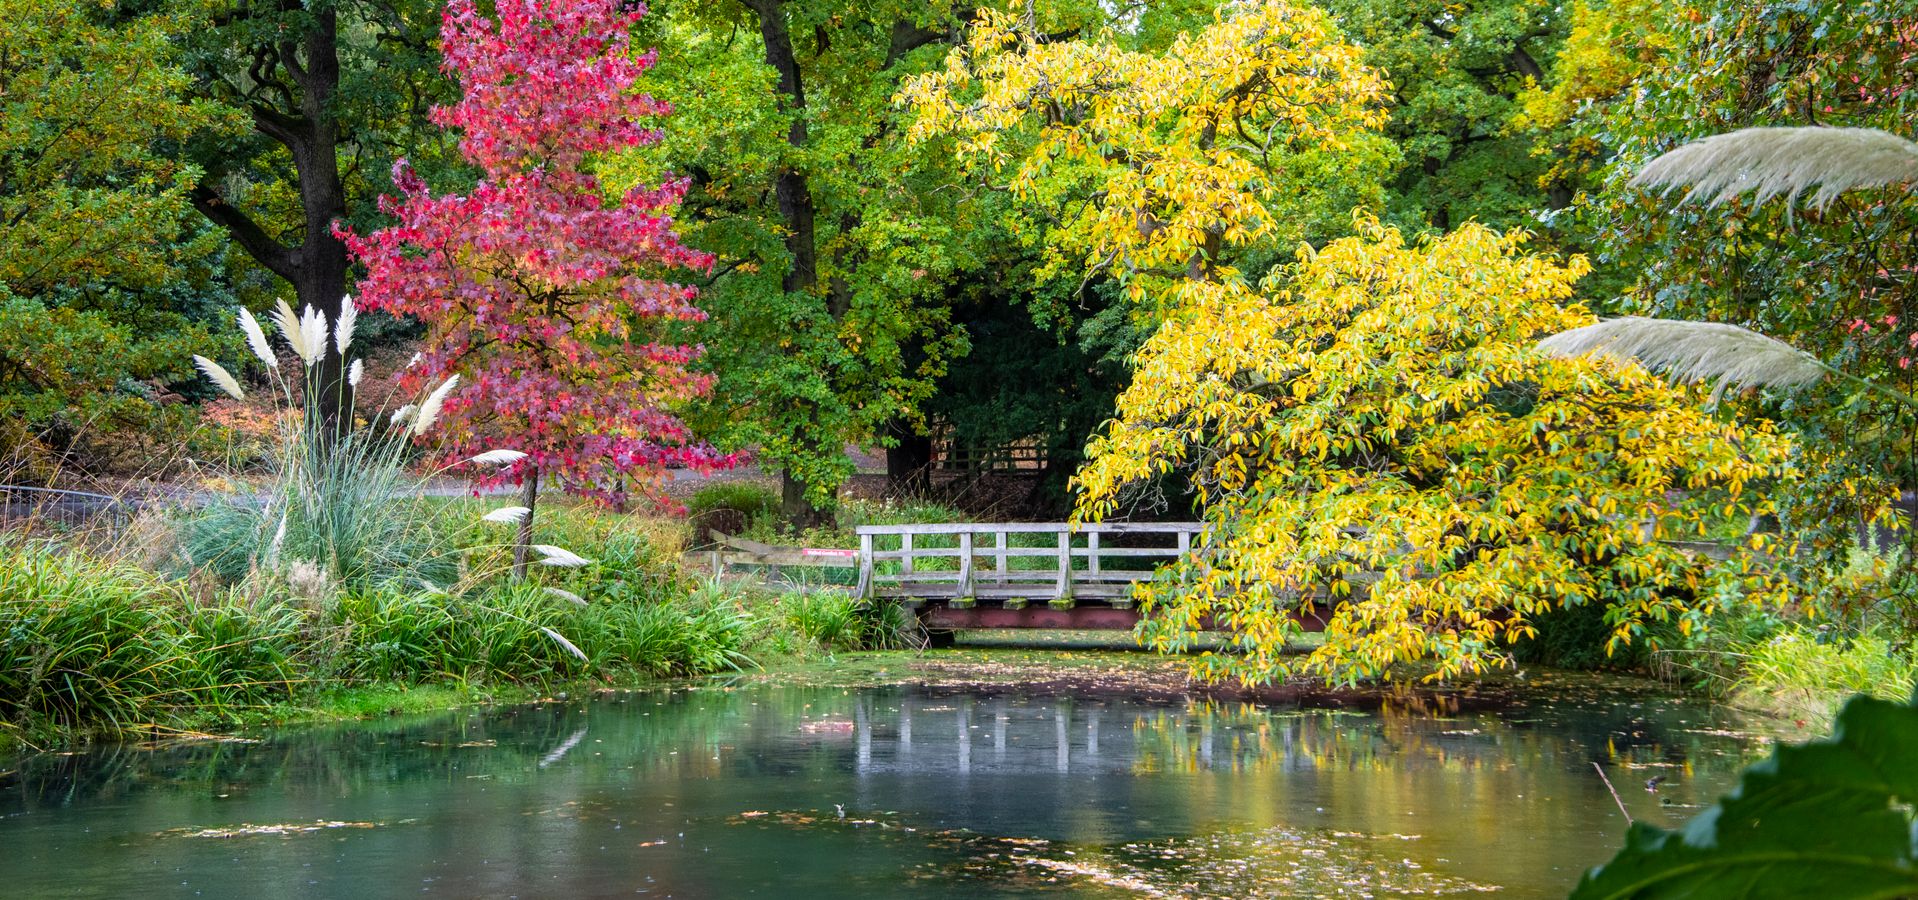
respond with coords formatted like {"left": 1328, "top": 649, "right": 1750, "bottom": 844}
{"left": 1075, "top": 219, "right": 1796, "bottom": 685}
{"left": 902, "top": 2, "right": 1794, "bottom": 687}
{"left": 899, "top": 0, "right": 1392, "bottom": 306}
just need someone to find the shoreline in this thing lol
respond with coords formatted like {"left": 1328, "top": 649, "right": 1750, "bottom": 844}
{"left": 2, "top": 645, "right": 1828, "bottom": 760}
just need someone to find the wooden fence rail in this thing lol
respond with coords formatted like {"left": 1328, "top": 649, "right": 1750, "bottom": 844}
{"left": 854, "top": 522, "right": 1202, "bottom": 610}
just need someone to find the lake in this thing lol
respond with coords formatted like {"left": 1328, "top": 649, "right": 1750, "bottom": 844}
{"left": 0, "top": 669, "right": 1776, "bottom": 898}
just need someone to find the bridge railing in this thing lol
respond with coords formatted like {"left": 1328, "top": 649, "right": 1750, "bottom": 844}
{"left": 854, "top": 522, "right": 1202, "bottom": 609}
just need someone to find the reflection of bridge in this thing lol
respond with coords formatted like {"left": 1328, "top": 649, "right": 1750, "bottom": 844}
{"left": 839, "top": 694, "right": 1268, "bottom": 776}
{"left": 853, "top": 522, "right": 1329, "bottom": 632}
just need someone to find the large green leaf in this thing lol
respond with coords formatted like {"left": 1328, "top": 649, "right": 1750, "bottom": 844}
{"left": 1573, "top": 693, "right": 1918, "bottom": 900}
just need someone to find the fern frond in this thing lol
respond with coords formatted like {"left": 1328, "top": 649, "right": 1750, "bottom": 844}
{"left": 1632, "top": 126, "right": 1918, "bottom": 210}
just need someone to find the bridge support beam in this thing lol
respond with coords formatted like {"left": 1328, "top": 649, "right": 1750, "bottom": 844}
{"left": 923, "top": 604, "right": 1138, "bottom": 631}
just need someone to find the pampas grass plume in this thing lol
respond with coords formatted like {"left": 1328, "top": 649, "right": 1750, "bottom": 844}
{"left": 299, "top": 306, "right": 327, "bottom": 368}
{"left": 193, "top": 355, "right": 246, "bottom": 400}
{"left": 464, "top": 447, "right": 525, "bottom": 466}
{"left": 467, "top": 449, "right": 528, "bottom": 466}
{"left": 348, "top": 359, "right": 364, "bottom": 388}
{"left": 271, "top": 298, "right": 307, "bottom": 363}
{"left": 540, "top": 626, "right": 590, "bottom": 663}
{"left": 239, "top": 308, "right": 277, "bottom": 370}
{"left": 482, "top": 505, "right": 531, "bottom": 524}
{"left": 545, "top": 587, "right": 588, "bottom": 607}
{"left": 335, "top": 295, "right": 358, "bottom": 355}
{"left": 1634, "top": 126, "right": 1918, "bottom": 211}
{"left": 534, "top": 545, "right": 593, "bottom": 568}
{"left": 412, "top": 375, "right": 461, "bottom": 437}
{"left": 1540, "top": 316, "right": 1828, "bottom": 401}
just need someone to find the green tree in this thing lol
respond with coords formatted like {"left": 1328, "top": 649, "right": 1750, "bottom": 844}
{"left": 169, "top": 0, "right": 457, "bottom": 430}
{"left": 613, "top": 1, "right": 1125, "bottom": 527}
{"left": 1321, "top": 0, "right": 1571, "bottom": 232}
{"left": 0, "top": 0, "right": 234, "bottom": 473}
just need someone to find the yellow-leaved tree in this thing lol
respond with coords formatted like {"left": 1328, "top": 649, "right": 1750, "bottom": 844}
{"left": 898, "top": 0, "right": 1397, "bottom": 308}
{"left": 907, "top": 1, "right": 1797, "bottom": 684}
{"left": 1079, "top": 218, "right": 1793, "bottom": 684}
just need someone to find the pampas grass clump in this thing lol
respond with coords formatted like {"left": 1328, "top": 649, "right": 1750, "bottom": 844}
{"left": 179, "top": 297, "right": 542, "bottom": 592}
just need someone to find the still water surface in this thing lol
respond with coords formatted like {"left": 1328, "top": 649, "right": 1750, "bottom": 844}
{"left": 1, "top": 676, "right": 1775, "bottom": 898}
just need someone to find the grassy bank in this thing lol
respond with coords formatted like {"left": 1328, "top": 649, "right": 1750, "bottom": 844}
{"left": 0, "top": 500, "right": 914, "bottom": 755}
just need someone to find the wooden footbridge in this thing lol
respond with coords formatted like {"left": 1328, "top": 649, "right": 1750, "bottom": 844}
{"left": 701, "top": 521, "right": 1328, "bottom": 632}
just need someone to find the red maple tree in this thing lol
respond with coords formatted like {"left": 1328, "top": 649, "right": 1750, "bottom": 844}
{"left": 341, "top": 0, "right": 730, "bottom": 570}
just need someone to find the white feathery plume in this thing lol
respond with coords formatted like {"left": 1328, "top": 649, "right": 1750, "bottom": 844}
{"left": 271, "top": 298, "right": 307, "bottom": 362}
{"left": 348, "top": 359, "right": 364, "bottom": 388}
{"left": 193, "top": 355, "right": 245, "bottom": 400}
{"left": 545, "top": 587, "right": 588, "bottom": 607}
{"left": 540, "top": 626, "right": 590, "bottom": 663}
{"left": 1539, "top": 316, "right": 1829, "bottom": 402}
{"left": 238, "top": 308, "right": 277, "bottom": 370}
{"left": 411, "top": 374, "right": 461, "bottom": 437}
{"left": 534, "top": 545, "right": 594, "bottom": 568}
{"left": 334, "top": 295, "right": 358, "bottom": 355}
{"left": 390, "top": 404, "right": 416, "bottom": 427}
{"left": 467, "top": 449, "right": 528, "bottom": 466}
{"left": 298, "top": 305, "right": 327, "bottom": 367}
{"left": 406, "top": 352, "right": 422, "bottom": 368}
{"left": 418, "top": 579, "right": 447, "bottom": 595}
{"left": 1633, "top": 126, "right": 1918, "bottom": 211}
{"left": 481, "top": 505, "right": 531, "bottom": 524}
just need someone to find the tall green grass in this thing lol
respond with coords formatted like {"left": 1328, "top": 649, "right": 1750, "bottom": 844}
{"left": 177, "top": 425, "right": 463, "bottom": 590}
{"left": 0, "top": 538, "right": 303, "bottom": 737}
{"left": 0, "top": 534, "right": 771, "bottom": 746}
{"left": 1735, "top": 625, "right": 1917, "bottom": 711}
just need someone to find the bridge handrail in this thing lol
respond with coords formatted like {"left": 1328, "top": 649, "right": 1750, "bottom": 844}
{"left": 853, "top": 522, "right": 1202, "bottom": 536}
{"left": 854, "top": 521, "right": 1202, "bottom": 604}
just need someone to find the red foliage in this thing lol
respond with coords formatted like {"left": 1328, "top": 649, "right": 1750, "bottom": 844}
{"left": 340, "top": 0, "right": 733, "bottom": 506}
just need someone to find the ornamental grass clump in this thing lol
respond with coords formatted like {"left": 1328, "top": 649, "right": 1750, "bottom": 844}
{"left": 181, "top": 297, "right": 595, "bottom": 621}
{"left": 180, "top": 297, "right": 519, "bottom": 593}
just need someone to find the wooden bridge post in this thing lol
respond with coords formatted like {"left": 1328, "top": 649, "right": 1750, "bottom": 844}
{"left": 996, "top": 530, "right": 1026, "bottom": 609}
{"left": 1050, "top": 530, "right": 1075, "bottom": 610}
{"left": 954, "top": 531, "right": 975, "bottom": 607}
{"left": 856, "top": 531, "right": 874, "bottom": 599}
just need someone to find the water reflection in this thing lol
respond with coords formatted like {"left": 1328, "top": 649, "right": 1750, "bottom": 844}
{"left": 0, "top": 679, "right": 1773, "bottom": 899}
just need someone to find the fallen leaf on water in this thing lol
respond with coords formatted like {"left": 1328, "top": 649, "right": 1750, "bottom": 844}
{"left": 160, "top": 820, "right": 378, "bottom": 839}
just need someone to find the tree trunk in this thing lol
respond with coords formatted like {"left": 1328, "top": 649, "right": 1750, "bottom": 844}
{"left": 190, "top": 5, "right": 353, "bottom": 434}
{"left": 885, "top": 418, "right": 935, "bottom": 497}
{"left": 512, "top": 467, "right": 541, "bottom": 578}
{"left": 746, "top": 0, "right": 835, "bottom": 530}
{"left": 780, "top": 469, "right": 832, "bottom": 532}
